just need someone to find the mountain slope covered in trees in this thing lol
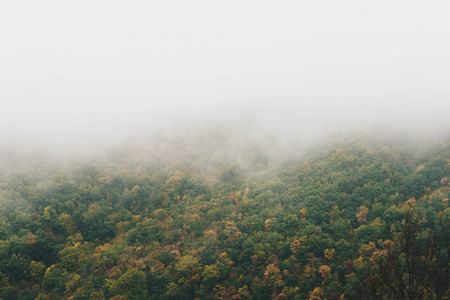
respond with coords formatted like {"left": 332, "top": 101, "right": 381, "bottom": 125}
{"left": 0, "top": 131, "right": 449, "bottom": 299}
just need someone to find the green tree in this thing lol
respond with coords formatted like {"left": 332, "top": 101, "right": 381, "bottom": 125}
{"left": 109, "top": 269, "right": 148, "bottom": 300}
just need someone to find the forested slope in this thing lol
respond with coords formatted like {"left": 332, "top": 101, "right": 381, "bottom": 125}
{"left": 0, "top": 132, "right": 449, "bottom": 299}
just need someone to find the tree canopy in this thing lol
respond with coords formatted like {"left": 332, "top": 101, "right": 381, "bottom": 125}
{"left": 0, "top": 131, "right": 449, "bottom": 299}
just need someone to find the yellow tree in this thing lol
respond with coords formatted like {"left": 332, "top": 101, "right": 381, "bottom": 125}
{"left": 356, "top": 206, "right": 369, "bottom": 224}
{"left": 264, "top": 264, "right": 284, "bottom": 295}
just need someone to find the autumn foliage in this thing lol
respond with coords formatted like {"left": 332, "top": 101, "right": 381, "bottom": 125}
{"left": 0, "top": 133, "right": 449, "bottom": 299}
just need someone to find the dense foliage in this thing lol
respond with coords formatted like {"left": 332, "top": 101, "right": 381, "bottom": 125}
{"left": 0, "top": 132, "right": 449, "bottom": 299}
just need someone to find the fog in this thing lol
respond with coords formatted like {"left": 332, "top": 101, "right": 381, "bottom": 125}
{"left": 1, "top": 0, "right": 450, "bottom": 152}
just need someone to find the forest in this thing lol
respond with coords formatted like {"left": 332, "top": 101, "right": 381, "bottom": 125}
{"left": 0, "top": 130, "right": 449, "bottom": 300}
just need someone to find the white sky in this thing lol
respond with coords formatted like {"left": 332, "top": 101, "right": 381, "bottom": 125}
{"left": 1, "top": 0, "right": 450, "bottom": 146}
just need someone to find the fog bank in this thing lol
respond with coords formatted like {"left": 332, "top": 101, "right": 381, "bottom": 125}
{"left": 1, "top": 0, "right": 450, "bottom": 150}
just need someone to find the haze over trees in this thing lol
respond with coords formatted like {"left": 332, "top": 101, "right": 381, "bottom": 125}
{"left": 0, "top": 129, "right": 448, "bottom": 299}
{"left": 2, "top": 0, "right": 450, "bottom": 299}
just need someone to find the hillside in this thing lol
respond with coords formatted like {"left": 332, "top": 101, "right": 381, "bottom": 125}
{"left": 0, "top": 132, "right": 449, "bottom": 300}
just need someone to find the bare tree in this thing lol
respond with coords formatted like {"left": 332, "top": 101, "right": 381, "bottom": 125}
{"left": 360, "top": 208, "right": 449, "bottom": 300}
